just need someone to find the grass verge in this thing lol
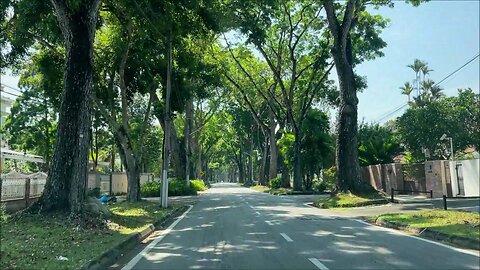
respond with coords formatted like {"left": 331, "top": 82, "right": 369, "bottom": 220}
{"left": 313, "top": 192, "right": 387, "bottom": 208}
{"left": 0, "top": 201, "right": 183, "bottom": 270}
{"left": 250, "top": 185, "right": 270, "bottom": 192}
{"left": 376, "top": 210, "right": 480, "bottom": 240}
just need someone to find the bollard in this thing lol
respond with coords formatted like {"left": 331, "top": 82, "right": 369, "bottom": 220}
{"left": 430, "top": 190, "right": 433, "bottom": 199}
{"left": 391, "top": 188, "right": 394, "bottom": 203}
{"left": 443, "top": 195, "right": 447, "bottom": 210}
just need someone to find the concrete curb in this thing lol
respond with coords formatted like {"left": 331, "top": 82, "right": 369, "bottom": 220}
{"left": 79, "top": 205, "right": 189, "bottom": 270}
{"left": 375, "top": 218, "right": 480, "bottom": 250}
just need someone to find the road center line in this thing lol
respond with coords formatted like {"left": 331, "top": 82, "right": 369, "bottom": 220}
{"left": 255, "top": 211, "right": 261, "bottom": 215}
{"left": 265, "top": 220, "right": 274, "bottom": 226}
{"left": 308, "top": 258, "right": 329, "bottom": 270}
{"left": 280, "top": 233, "right": 293, "bottom": 242}
{"left": 122, "top": 205, "right": 194, "bottom": 270}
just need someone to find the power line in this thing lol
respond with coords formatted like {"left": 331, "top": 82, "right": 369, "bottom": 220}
{"left": 372, "top": 53, "right": 480, "bottom": 123}
{"left": 1, "top": 83, "right": 22, "bottom": 93}
{"left": 434, "top": 53, "right": 479, "bottom": 87}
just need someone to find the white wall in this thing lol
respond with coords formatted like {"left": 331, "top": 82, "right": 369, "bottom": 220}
{"left": 450, "top": 159, "right": 480, "bottom": 197}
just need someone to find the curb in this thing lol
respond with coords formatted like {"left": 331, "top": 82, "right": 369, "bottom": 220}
{"left": 79, "top": 205, "right": 189, "bottom": 270}
{"left": 375, "top": 217, "right": 480, "bottom": 250}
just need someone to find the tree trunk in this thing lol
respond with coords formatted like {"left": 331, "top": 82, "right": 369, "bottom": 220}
{"left": 33, "top": 0, "right": 100, "bottom": 214}
{"left": 324, "top": 0, "right": 370, "bottom": 193}
{"left": 292, "top": 129, "right": 303, "bottom": 191}
{"left": 259, "top": 133, "right": 269, "bottom": 186}
{"left": 238, "top": 151, "right": 245, "bottom": 184}
{"left": 184, "top": 97, "right": 193, "bottom": 185}
{"left": 116, "top": 128, "right": 140, "bottom": 201}
{"left": 280, "top": 154, "right": 290, "bottom": 188}
{"left": 268, "top": 109, "right": 278, "bottom": 180}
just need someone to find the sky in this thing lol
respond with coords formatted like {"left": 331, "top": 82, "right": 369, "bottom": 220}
{"left": 355, "top": 0, "right": 480, "bottom": 123}
{"left": 1, "top": 1, "right": 480, "bottom": 124}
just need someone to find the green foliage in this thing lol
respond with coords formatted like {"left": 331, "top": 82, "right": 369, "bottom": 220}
{"left": 140, "top": 180, "right": 204, "bottom": 198}
{"left": 0, "top": 204, "right": 8, "bottom": 224}
{"left": 168, "top": 180, "right": 197, "bottom": 196}
{"left": 396, "top": 89, "right": 479, "bottom": 161}
{"left": 358, "top": 122, "right": 402, "bottom": 166}
{"left": 268, "top": 176, "right": 282, "bottom": 189}
{"left": 190, "top": 180, "right": 208, "bottom": 191}
{"left": 140, "top": 181, "right": 161, "bottom": 198}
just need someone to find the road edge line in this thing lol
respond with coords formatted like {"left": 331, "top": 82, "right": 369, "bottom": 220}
{"left": 121, "top": 205, "right": 194, "bottom": 270}
{"left": 352, "top": 219, "right": 480, "bottom": 257}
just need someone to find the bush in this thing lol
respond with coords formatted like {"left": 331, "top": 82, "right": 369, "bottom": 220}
{"left": 190, "top": 180, "right": 207, "bottom": 192}
{"left": 269, "top": 176, "right": 282, "bottom": 189}
{"left": 141, "top": 179, "right": 205, "bottom": 197}
{"left": 0, "top": 204, "right": 8, "bottom": 224}
{"left": 312, "top": 179, "right": 328, "bottom": 193}
{"left": 168, "top": 179, "right": 197, "bottom": 196}
{"left": 141, "top": 181, "right": 161, "bottom": 197}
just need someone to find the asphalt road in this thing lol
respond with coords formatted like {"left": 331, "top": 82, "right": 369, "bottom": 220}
{"left": 123, "top": 183, "right": 480, "bottom": 270}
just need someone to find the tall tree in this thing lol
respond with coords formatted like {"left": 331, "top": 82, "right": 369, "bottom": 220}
{"left": 323, "top": 0, "right": 423, "bottom": 193}
{"left": 34, "top": 0, "right": 101, "bottom": 214}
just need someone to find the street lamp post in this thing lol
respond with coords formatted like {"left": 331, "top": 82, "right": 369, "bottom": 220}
{"left": 440, "top": 134, "right": 454, "bottom": 160}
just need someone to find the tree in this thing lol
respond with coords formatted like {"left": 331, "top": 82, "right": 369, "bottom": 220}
{"left": 400, "top": 82, "right": 413, "bottom": 102}
{"left": 34, "top": 0, "right": 100, "bottom": 214}
{"left": 358, "top": 122, "right": 402, "bottom": 166}
{"left": 323, "top": 0, "right": 424, "bottom": 193}
{"left": 396, "top": 89, "right": 479, "bottom": 161}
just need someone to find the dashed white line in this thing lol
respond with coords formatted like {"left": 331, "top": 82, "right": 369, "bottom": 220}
{"left": 280, "top": 233, "right": 293, "bottom": 242}
{"left": 265, "top": 220, "right": 274, "bottom": 226}
{"left": 255, "top": 211, "right": 261, "bottom": 215}
{"left": 308, "top": 258, "right": 329, "bottom": 270}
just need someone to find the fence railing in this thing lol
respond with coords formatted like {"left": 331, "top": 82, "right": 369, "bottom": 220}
{"left": 390, "top": 188, "right": 433, "bottom": 202}
{"left": 0, "top": 178, "right": 45, "bottom": 208}
{"left": 442, "top": 195, "right": 480, "bottom": 210}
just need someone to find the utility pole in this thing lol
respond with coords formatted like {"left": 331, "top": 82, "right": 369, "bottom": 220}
{"left": 161, "top": 31, "right": 173, "bottom": 208}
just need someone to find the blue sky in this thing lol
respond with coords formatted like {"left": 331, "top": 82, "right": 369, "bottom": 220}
{"left": 356, "top": 0, "right": 480, "bottom": 123}
{"left": 2, "top": 1, "right": 479, "bottom": 124}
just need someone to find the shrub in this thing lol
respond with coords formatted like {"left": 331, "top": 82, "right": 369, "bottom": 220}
{"left": 190, "top": 180, "right": 207, "bottom": 192}
{"left": 141, "top": 181, "right": 161, "bottom": 197}
{"left": 312, "top": 179, "right": 327, "bottom": 193}
{"left": 0, "top": 204, "right": 8, "bottom": 224}
{"left": 141, "top": 179, "right": 202, "bottom": 197}
{"left": 169, "top": 179, "right": 197, "bottom": 196}
{"left": 269, "top": 176, "right": 282, "bottom": 189}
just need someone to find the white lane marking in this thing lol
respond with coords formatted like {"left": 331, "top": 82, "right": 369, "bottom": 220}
{"left": 280, "top": 233, "right": 293, "bottom": 242}
{"left": 353, "top": 219, "right": 480, "bottom": 257}
{"left": 249, "top": 205, "right": 255, "bottom": 209}
{"left": 308, "top": 258, "right": 329, "bottom": 270}
{"left": 255, "top": 211, "right": 261, "bottom": 215}
{"left": 122, "top": 205, "right": 194, "bottom": 270}
{"left": 265, "top": 220, "right": 274, "bottom": 226}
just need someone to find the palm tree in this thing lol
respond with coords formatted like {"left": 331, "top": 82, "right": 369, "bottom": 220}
{"left": 408, "top": 59, "right": 428, "bottom": 96}
{"left": 429, "top": 85, "right": 444, "bottom": 101}
{"left": 400, "top": 82, "right": 414, "bottom": 102}
{"left": 421, "top": 65, "right": 433, "bottom": 83}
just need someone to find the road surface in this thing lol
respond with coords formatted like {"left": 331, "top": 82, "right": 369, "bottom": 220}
{"left": 122, "top": 183, "right": 479, "bottom": 270}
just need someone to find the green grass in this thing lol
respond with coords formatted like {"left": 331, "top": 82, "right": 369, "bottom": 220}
{"left": 377, "top": 210, "right": 480, "bottom": 240}
{"left": 250, "top": 185, "right": 270, "bottom": 192}
{"left": 313, "top": 192, "right": 387, "bottom": 208}
{"left": 0, "top": 201, "right": 183, "bottom": 270}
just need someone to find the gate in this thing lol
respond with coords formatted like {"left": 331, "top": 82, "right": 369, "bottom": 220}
{"left": 402, "top": 163, "right": 426, "bottom": 193}
{"left": 455, "top": 163, "right": 465, "bottom": 196}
